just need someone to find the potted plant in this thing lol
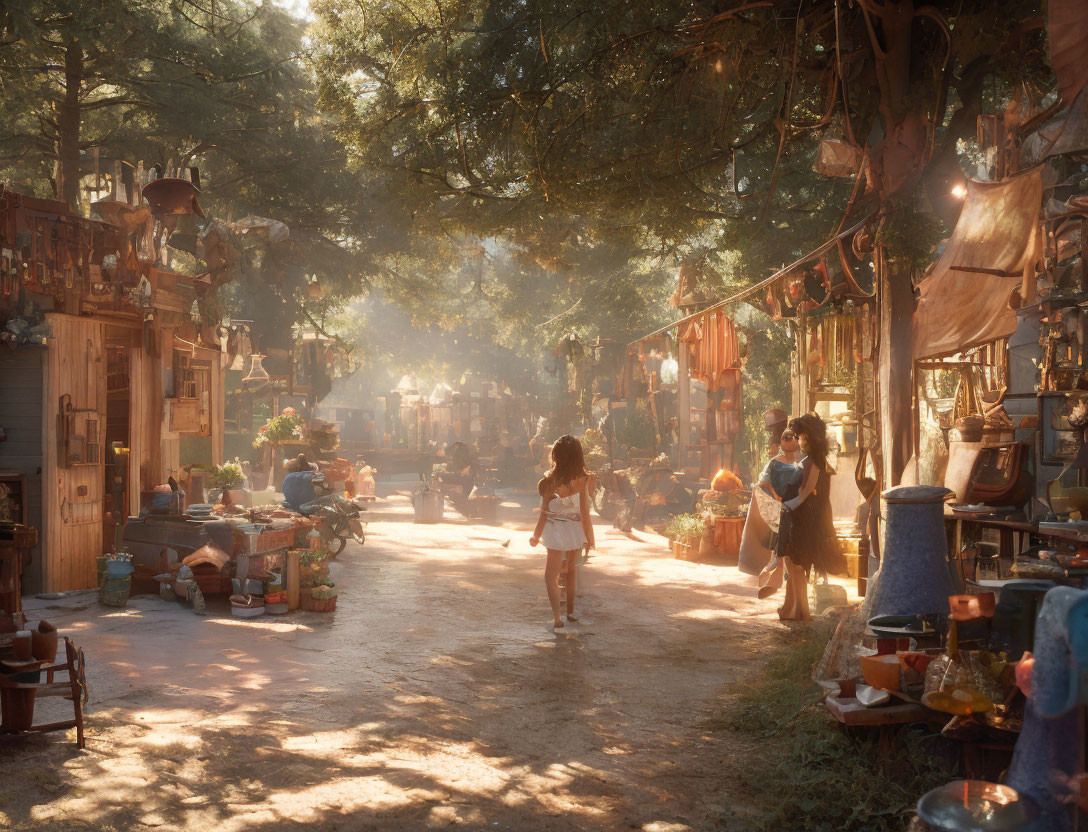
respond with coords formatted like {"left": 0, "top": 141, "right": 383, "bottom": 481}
{"left": 209, "top": 459, "right": 246, "bottom": 507}
{"left": 665, "top": 513, "right": 702, "bottom": 560}
{"left": 253, "top": 408, "right": 305, "bottom": 448}
{"left": 254, "top": 408, "right": 305, "bottom": 488}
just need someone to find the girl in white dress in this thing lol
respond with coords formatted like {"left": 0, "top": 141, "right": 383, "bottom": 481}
{"left": 529, "top": 435, "right": 596, "bottom": 631}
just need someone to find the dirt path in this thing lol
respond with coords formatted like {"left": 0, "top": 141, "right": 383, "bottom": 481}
{"left": 0, "top": 490, "right": 790, "bottom": 831}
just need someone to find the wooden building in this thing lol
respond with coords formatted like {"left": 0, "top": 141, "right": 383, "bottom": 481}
{"left": 0, "top": 188, "right": 226, "bottom": 593}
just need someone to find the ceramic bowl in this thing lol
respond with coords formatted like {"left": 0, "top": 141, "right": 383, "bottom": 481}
{"left": 859, "top": 654, "right": 901, "bottom": 691}
{"left": 855, "top": 684, "right": 891, "bottom": 707}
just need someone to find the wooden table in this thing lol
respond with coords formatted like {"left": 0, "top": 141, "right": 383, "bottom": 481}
{"left": 945, "top": 513, "right": 1036, "bottom": 561}
{"left": 825, "top": 695, "right": 942, "bottom": 755}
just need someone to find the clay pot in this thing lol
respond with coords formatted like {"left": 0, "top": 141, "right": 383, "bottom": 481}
{"left": 31, "top": 619, "right": 58, "bottom": 663}
{"left": 949, "top": 592, "right": 996, "bottom": 621}
{"left": 860, "top": 654, "right": 901, "bottom": 692}
{"left": 12, "top": 630, "right": 32, "bottom": 662}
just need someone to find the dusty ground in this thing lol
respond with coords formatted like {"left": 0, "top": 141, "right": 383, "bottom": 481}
{"left": 0, "top": 487, "right": 851, "bottom": 832}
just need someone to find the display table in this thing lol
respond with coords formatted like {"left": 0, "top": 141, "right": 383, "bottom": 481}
{"left": 826, "top": 694, "right": 946, "bottom": 756}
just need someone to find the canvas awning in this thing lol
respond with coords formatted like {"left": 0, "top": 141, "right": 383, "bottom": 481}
{"left": 912, "top": 168, "right": 1043, "bottom": 360}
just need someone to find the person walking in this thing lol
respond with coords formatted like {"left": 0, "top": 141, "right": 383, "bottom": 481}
{"left": 529, "top": 435, "right": 595, "bottom": 631}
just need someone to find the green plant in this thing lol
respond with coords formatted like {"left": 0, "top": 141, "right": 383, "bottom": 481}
{"left": 209, "top": 459, "right": 245, "bottom": 490}
{"left": 664, "top": 512, "right": 702, "bottom": 544}
{"left": 714, "top": 622, "right": 953, "bottom": 831}
{"left": 254, "top": 408, "right": 304, "bottom": 448}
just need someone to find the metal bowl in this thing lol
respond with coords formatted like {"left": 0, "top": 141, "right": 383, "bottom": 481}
{"left": 916, "top": 780, "right": 1038, "bottom": 832}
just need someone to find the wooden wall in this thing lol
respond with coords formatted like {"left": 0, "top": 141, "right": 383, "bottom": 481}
{"left": 42, "top": 314, "right": 106, "bottom": 592}
{"left": 128, "top": 342, "right": 160, "bottom": 510}
{"left": 0, "top": 347, "right": 45, "bottom": 593}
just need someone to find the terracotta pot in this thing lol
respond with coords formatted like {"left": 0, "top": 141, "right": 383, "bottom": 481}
{"left": 860, "top": 654, "right": 901, "bottom": 692}
{"left": 31, "top": 619, "right": 58, "bottom": 663}
{"left": 949, "top": 592, "right": 996, "bottom": 620}
{"left": 12, "top": 630, "right": 32, "bottom": 662}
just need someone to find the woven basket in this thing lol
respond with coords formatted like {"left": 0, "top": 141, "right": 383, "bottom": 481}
{"left": 300, "top": 595, "right": 337, "bottom": 613}
{"left": 99, "top": 576, "right": 131, "bottom": 607}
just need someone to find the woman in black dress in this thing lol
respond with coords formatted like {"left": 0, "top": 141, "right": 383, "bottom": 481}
{"left": 777, "top": 414, "right": 845, "bottom": 621}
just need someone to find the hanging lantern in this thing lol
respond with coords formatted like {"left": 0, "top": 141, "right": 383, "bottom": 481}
{"left": 243, "top": 353, "right": 270, "bottom": 389}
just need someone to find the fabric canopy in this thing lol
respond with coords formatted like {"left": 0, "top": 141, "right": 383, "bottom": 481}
{"left": 912, "top": 168, "right": 1042, "bottom": 360}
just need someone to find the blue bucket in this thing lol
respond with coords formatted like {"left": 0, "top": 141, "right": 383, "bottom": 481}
{"left": 105, "top": 560, "right": 135, "bottom": 579}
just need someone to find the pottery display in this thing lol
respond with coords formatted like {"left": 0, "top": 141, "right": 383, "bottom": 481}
{"left": 868, "top": 485, "right": 956, "bottom": 617}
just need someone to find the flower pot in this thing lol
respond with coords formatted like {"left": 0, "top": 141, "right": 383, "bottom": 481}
{"left": 31, "top": 620, "right": 58, "bottom": 663}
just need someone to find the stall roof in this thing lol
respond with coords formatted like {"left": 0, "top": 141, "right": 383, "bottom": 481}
{"left": 628, "top": 215, "right": 873, "bottom": 347}
{"left": 912, "top": 167, "right": 1042, "bottom": 360}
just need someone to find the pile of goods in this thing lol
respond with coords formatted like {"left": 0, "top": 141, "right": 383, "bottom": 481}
{"left": 296, "top": 546, "right": 338, "bottom": 612}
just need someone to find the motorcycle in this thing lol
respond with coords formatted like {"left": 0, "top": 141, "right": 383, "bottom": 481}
{"left": 305, "top": 493, "right": 366, "bottom": 557}
{"left": 283, "top": 470, "right": 367, "bottom": 557}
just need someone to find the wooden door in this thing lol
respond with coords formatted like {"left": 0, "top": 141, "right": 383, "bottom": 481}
{"left": 42, "top": 314, "right": 106, "bottom": 592}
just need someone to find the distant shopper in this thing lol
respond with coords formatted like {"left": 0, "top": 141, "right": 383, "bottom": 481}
{"left": 529, "top": 435, "right": 595, "bottom": 631}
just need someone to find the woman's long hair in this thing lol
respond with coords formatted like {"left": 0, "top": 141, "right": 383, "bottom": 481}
{"left": 789, "top": 414, "right": 829, "bottom": 469}
{"left": 538, "top": 434, "right": 588, "bottom": 496}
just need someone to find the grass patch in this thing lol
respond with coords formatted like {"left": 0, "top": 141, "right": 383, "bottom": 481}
{"left": 714, "top": 621, "right": 953, "bottom": 832}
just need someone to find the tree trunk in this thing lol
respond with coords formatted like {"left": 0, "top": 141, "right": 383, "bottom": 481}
{"left": 53, "top": 39, "right": 83, "bottom": 209}
{"left": 877, "top": 250, "right": 914, "bottom": 487}
{"left": 865, "top": 1, "right": 929, "bottom": 486}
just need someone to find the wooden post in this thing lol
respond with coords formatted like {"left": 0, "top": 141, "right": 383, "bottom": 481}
{"left": 677, "top": 342, "right": 690, "bottom": 470}
{"left": 286, "top": 549, "right": 300, "bottom": 611}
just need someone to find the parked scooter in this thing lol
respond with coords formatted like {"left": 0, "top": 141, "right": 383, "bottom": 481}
{"left": 282, "top": 470, "right": 366, "bottom": 556}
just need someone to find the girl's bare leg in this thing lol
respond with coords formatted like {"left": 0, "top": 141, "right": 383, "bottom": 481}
{"left": 544, "top": 549, "right": 565, "bottom": 628}
{"left": 777, "top": 558, "right": 797, "bottom": 620}
{"left": 779, "top": 557, "right": 810, "bottom": 622}
{"left": 565, "top": 551, "right": 578, "bottom": 617}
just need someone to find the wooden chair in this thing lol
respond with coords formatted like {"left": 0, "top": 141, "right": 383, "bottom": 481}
{"left": 0, "top": 636, "right": 88, "bottom": 748}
